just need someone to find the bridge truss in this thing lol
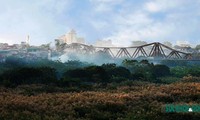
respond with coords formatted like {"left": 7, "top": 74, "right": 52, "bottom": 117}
{"left": 63, "top": 42, "right": 193, "bottom": 60}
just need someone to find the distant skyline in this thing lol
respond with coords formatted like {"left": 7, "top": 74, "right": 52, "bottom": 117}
{"left": 0, "top": 0, "right": 200, "bottom": 47}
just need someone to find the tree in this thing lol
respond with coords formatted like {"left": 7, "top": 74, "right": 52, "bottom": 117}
{"left": 195, "top": 44, "right": 200, "bottom": 50}
{"left": 140, "top": 60, "right": 150, "bottom": 65}
{"left": 63, "top": 66, "right": 109, "bottom": 83}
{"left": 0, "top": 67, "right": 57, "bottom": 86}
{"left": 161, "top": 60, "right": 188, "bottom": 67}
{"left": 102, "top": 63, "right": 116, "bottom": 69}
{"left": 102, "top": 64, "right": 131, "bottom": 78}
{"left": 153, "top": 65, "right": 170, "bottom": 77}
{"left": 64, "top": 69, "right": 88, "bottom": 79}
{"left": 64, "top": 60, "right": 91, "bottom": 70}
{"left": 5, "top": 56, "right": 26, "bottom": 67}
{"left": 55, "top": 39, "right": 61, "bottom": 51}
{"left": 85, "top": 66, "right": 109, "bottom": 83}
{"left": 40, "top": 42, "right": 51, "bottom": 50}
{"left": 122, "top": 59, "right": 138, "bottom": 67}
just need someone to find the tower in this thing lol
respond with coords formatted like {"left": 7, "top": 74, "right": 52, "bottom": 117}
{"left": 48, "top": 50, "right": 51, "bottom": 60}
{"left": 26, "top": 35, "right": 30, "bottom": 46}
{"left": 68, "top": 29, "right": 76, "bottom": 43}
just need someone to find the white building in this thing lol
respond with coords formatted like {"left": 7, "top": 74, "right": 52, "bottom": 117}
{"left": 95, "top": 39, "right": 113, "bottom": 47}
{"left": 57, "top": 29, "right": 85, "bottom": 44}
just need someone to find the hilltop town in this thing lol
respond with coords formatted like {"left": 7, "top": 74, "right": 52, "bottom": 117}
{"left": 0, "top": 29, "right": 199, "bottom": 63}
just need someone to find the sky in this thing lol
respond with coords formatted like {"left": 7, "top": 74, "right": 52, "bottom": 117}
{"left": 0, "top": 0, "right": 200, "bottom": 47}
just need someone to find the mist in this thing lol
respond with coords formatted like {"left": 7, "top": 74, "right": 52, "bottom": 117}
{"left": 55, "top": 51, "right": 123, "bottom": 65}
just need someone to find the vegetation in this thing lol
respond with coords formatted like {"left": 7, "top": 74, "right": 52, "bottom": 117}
{"left": 195, "top": 44, "right": 200, "bottom": 50}
{"left": 0, "top": 58, "right": 200, "bottom": 119}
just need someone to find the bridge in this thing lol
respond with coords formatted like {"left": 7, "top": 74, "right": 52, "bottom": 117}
{"left": 63, "top": 42, "right": 193, "bottom": 60}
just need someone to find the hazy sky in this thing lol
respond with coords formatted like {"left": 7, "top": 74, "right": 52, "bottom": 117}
{"left": 0, "top": 0, "right": 200, "bottom": 46}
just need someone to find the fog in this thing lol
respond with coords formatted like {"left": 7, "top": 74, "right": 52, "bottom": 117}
{"left": 51, "top": 51, "right": 123, "bottom": 65}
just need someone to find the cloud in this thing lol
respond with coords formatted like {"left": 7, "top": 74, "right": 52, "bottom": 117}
{"left": 144, "top": 0, "right": 184, "bottom": 13}
{"left": 98, "top": 0, "right": 200, "bottom": 46}
{"left": 176, "top": 40, "right": 190, "bottom": 46}
{"left": 0, "top": 0, "right": 200, "bottom": 47}
{"left": 90, "top": 20, "right": 109, "bottom": 31}
{"left": 0, "top": 0, "right": 72, "bottom": 45}
{"left": 90, "top": 0, "right": 124, "bottom": 12}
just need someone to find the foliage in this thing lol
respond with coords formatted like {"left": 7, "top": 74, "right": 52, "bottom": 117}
{"left": 0, "top": 82, "right": 200, "bottom": 119}
{"left": 5, "top": 56, "right": 27, "bottom": 67}
{"left": 159, "top": 77, "right": 180, "bottom": 84}
{"left": 0, "top": 67, "right": 57, "bottom": 87}
{"left": 0, "top": 59, "right": 200, "bottom": 119}
{"left": 195, "top": 44, "right": 200, "bottom": 50}
{"left": 170, "top": 66, "right": 200, "bottom": 78}
{"left": 64, "top": 60, "right": 92, "bottom": 70}
{"left": 160, "top": 60, "right": 188, "bottom": 67}
{"left": 122, "top": 59, "right": 170, "bottom": 82}
{"left": 102, "top": 63, "right": 131, "bottom": 79}
{"left": 63, "top": 66, "right": 109, "bottom": 83}
{"left": 170, "top": 66, "right": 190, "bottom": 78}
{"left": 153, "top": 64, "right": 170, "bottom": 77}
{"left": 181, "top": 75, "right": 200, "bottom": 83}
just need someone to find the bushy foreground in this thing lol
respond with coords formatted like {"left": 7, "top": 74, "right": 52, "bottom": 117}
{"left": 1, "top": 59, "right": 200, "bottom": 119}
{"left": 1, "top": 81, "right": 200, "bottom": 120}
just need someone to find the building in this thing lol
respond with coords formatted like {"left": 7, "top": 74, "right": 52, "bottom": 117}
{"left": 131, "top": 41, "right": 147, "bottom": 46}
{"left": 56, "top": 29, "right": 85, "bottom": 44}
{"left": 94, "top": 39, "right": 113, "bottom": 47}
{"left": 179, "top": 44, "right": 191, "bottom": 48}
{"left": 163, "top": 41, "right": 172, "bottom": 48}
{"left": 0, "top": 43, "right": 9, "bottom": 49}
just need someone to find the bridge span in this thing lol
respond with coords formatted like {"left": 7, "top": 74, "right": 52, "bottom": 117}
{"left": 63, "top": 42, "right": 194, "bottom": 60}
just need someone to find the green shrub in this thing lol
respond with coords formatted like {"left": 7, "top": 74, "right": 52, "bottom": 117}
{"left": 159, "top": 77, "right": 180, "bottom": 84}
{"left": 0, "top": 67, "right": 57, "bottom": 86}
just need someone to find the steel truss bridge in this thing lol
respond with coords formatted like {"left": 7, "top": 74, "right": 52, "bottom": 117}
{"left": 64, "top": 42, "right": 194, "bottom": 60}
